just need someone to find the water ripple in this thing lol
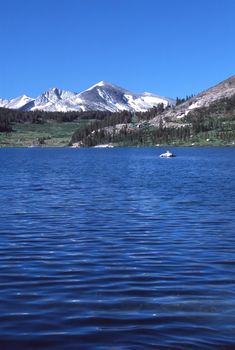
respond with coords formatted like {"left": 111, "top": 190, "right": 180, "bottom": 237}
{"left": 0, "top": 147, "right": 235, "bottom": 349}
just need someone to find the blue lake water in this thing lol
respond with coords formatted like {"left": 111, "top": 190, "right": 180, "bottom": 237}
{"left": 0, "top": 147, "right": 235, "bottom": 350}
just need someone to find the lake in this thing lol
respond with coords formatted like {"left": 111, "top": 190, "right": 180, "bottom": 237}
{"left": 0, "top": 147, "right": 235, "bottom": 350}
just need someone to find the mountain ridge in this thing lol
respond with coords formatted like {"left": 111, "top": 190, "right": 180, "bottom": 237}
{"left": 1, "top": 76, "right": 235, "bottom": 117}
{"left": 0, "top": 81, "right": 174, "bottom": 113}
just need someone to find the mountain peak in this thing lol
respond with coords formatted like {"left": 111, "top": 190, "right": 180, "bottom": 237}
{"left": 20, "top": 94, "right": 31, "bottom": 99}
{"left": 46, "top": 87, "right": 62, "bottom": 95}
{"left": 96, "top": 80, "right": 108, "bottom": 86}
{"left": 85, "top": 80, "right": 115, "bottom": 92}
{"left": 48, "top": 87, "right": 60, "bottom": 92}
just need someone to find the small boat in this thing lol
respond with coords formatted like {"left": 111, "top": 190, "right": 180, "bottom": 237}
{"left": 159, "top": 150, "right": 176, "bottom": 158}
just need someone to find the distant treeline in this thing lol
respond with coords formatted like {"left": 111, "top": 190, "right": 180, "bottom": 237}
{"left": 0, "top": 103, "right": 166, "bottom": 133}
{"left": 0, "top": 108, "right": 111, "bottom": 132}
{"left": 175, "top": 94, "right": 195, "bottom": 106}
{"left": 71, "top": 123, "right": 192, "bottom": 147}
{"left": 70, "top": 104, "right": 190, "bottom": 146}
{"left": 69, "top": 104, "right": 168, "bottom": 145}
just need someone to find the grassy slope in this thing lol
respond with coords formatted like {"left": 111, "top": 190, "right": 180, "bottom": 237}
{"left": 0, "top": 121, "right": 82, "bottom": 147}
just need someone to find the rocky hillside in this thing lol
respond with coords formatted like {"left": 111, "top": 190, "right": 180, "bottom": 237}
{"left": 150, "top": 76, "right": 235, "bottom": 126}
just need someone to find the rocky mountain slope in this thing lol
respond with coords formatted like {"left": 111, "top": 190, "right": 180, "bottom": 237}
{"left": 150, "top": 76, "right": 235, "bottom": 126}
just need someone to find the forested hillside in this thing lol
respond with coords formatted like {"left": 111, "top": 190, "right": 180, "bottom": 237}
{"left": 70, "top": 95, "right": 235, "bottom": 147}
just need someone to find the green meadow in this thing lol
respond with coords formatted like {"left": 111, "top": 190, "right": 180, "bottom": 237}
{"left": 0, "top": 121, "right": 82, "bottom": 147}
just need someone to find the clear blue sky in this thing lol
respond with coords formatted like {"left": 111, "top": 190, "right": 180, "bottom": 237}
{"left": 1, "top": 0, "right": 234, "bottom": 99}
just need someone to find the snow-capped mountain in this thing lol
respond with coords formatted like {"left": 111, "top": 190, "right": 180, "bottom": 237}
{"left": 30, "top": 88, "right": 78, "bottom": 112}
{"left": 0, "top": 81, "right": 174, "bottom": 113}
{"left": 72, "top": 81, "right": 174, "bottom": 112}
{"left": 0, "top": 95, "right": 34, "bottom": 110}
